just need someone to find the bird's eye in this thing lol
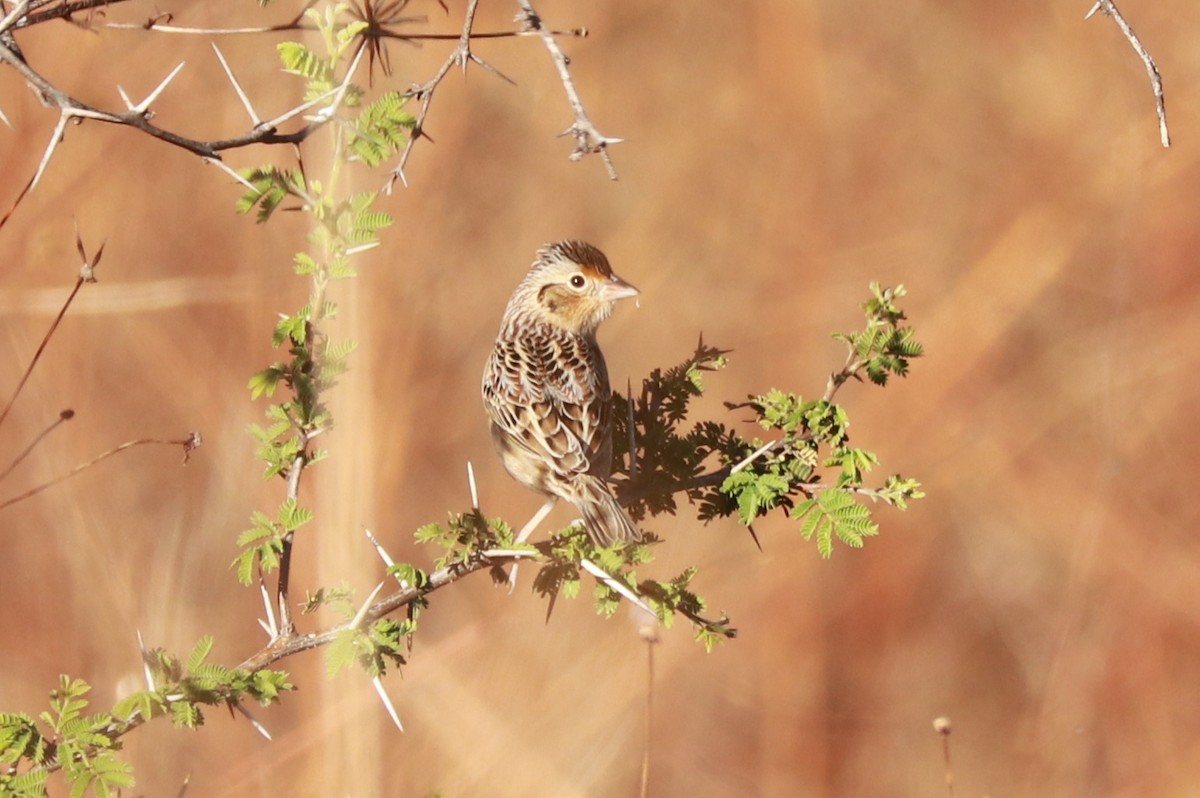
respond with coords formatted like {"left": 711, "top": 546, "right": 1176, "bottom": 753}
{"left": 568, "top": 273, "right": 587, "bottom": 290}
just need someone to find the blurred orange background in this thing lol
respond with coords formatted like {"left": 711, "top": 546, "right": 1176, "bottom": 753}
{"left": 3, "top": 1, "right": 1199, "bottom": 795}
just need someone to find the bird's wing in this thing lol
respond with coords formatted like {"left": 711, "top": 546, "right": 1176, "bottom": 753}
{"left": 484, "top": 325, "right": 609, "bottom": 480}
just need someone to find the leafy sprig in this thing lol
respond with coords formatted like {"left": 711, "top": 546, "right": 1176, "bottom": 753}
{"left": 0, "top": 646, "right": 292, "bottom": 798}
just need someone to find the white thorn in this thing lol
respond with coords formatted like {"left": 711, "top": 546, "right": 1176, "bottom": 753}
{"left": 136, "top": 62, "right": 186, "bottom": 113}
{"left": 232, "top": 702, "right": 273, "bottom": 740}
{"left": 136, "top": 629, "right": 155, "bottom": 691}
{"left": 482, "top": 547, "right": 539, "bottom": 559}
{"left": 211, "top": 43, "right": 260, "bottom": 125}
{"left": 467, "top": 460, "right": 479, "bottom": 511}
{"left": 0, "top": 0, "right": 30, "bottom": 35}
{"left": 364, "top": 527, "right": 396, "bottom": 567}
{"left": 259, "top": 579, "right": 278, "bottom": 639}
{"left": 202, "top": 156, "right": 257, "bottom": 191}
{"left": 729, "top": 439, "right": 777, "bottom": 475}
{"left": 365, "top": 527, "right": 408, "bottom": 588}
{"left": 580, "top": 557, "right": 654, "bottom": 616}
{"left": 350, "top": 582, "right": 386, "bottom": 630}
{"left": 30, "top": 112, "right": 69, "bottom": 192}
{"left": 372, "top": 675, "right": 404, "bottom": 732}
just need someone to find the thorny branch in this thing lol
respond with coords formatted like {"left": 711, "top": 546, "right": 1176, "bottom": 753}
{"left": 1086, "top": 0, "right": 1170, "bottom": 148}
{"left": 387, "top": 0, "right": 504, "bottom": 189}
{"left": 636, "top": 347, "right": 870, "bottom": 500}
{"left": 515, "top": 0, "right": 620, "bottom": 179}
{"left": 0, "top": 0, "right": 613, "bottom": 212}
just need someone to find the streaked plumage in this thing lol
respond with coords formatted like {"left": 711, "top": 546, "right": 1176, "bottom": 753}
{"left": 482, "top": 241, "right": 642, "bottom": 546}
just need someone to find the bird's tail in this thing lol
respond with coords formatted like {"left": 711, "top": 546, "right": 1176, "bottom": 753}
{"left": 573, "top": 475, "right": 642, "bottom": 546}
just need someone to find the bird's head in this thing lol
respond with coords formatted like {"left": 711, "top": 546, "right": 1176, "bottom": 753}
{"left": 513, "top": 241, "right": 639, "bottom": 335}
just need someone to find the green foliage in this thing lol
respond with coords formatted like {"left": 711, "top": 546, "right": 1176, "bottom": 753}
{"left": 277, "top": 6, "right": 367, "bottom": 105}
{"left": 326, "top": 618, "right": 411, "bottom": 679}
{"left": 612, "top": 285, "right": 923, "bottom": 559}
{"left": 233, "top": 499, "right": 312, "bottom": 585}
{"left": 235, "top": 166, "right": 308, "bottom": 223}
{"left": 612, "top": 340, "right": 738, "bottom": 522}
{"left": 348, "top": 91, "right": 416, "bottom": 166}
{"left": 0, "top": 653, "right": 292, "bottom": 798}
{"left": 0, "top": 0, "right": 928, "bottom": 784}
{"left": 301, "top": 583, "right": 356, "bottom": 615}
{"left": 416, "top": 512, "right": 518, "bottom": 570}
{"left": 638, "top": 568, "right": 736, "bottom": 652}
{"left": 792, "top": 490, "right": 878, "bottom": 558}
{"left": 832, "top": 282, "right": 924, "bottom": 387}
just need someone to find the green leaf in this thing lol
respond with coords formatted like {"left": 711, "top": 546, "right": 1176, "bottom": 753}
{"left": 278, "top": 41, "right": 333, "bottom": 84}
{"left": 325, "top": 629, "right": 359, "bottom": 677}
{"left": 186, "top": 636, "right": 214, "bottom": 673}
{"left": 791, "top": 489, "right": 878, "bottom": 558}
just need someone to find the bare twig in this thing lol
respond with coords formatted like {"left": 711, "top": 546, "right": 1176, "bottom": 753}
{"left": 933, "top": 717, "right": 955, "bottom": 797}
{"left": 387, "top": 0, "right": 505, "bottom": 189}
{"left": 0, "top": 433, "right": 200, "bottom": 511}
{"left": 0, "top": 408, "right": 73, "bottom": 483}
{"left": 12, "top": 0, "right": 135, "bottom": 29}
{"left": 638, "top": 619, "right": 659, "bottom": 798}
{"left": 0, "top": 231, "right": 102, "bottom": 430}
{"left": 1086, "top": 0, "right": 1170, "bottom": 147}
{"left": 515, "top": 0, "right": 620, "bottom": 179}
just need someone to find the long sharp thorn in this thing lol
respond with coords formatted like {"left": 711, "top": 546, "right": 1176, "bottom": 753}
{"left": 137, "top": 62, "right": 186, "bottom": 112}
{"left": 372, "top": 676, "right": 404, "bottom": 732}
{"left": 467, "top": 460, "right": 480, "bottom": 511}
{"left": 211, "top": 43, "right": 260, "bottom": 124}
{"left": 232, "top": 702, "right": 272, "bottom": 740}
{"left": 350, "top": 582, "right": 386, "bottom": 630}
{"left": 137, "top": 629, "right": 155, "bottom": 691}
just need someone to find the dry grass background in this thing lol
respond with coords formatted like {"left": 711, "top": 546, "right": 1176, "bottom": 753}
{"left": 2, "top": 1, "right": 1200, "bottom": 796}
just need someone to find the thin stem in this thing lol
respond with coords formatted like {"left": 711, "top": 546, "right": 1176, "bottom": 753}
{"left": 0, "top": 434, "right": 199, "bottom": 511}
{"left": 515, "top": 0, "right": 620, "bottom": 178}
{"left": 1087, "top": 0, "right": 1170, "bottom": 147}
{"left": 0, "top": 408, "right": 73, "bottom": 483}
{"left": 0, "top": 275, "right": 87, "bottom": 430}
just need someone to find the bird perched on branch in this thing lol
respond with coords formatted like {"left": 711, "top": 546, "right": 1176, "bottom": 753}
{"left": 482, "top": 240, "right": 642, "bottom": 547}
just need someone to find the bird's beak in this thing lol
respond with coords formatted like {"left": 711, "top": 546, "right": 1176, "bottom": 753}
{"left": 598, "top": 274, "right": 639, "bottom": 302}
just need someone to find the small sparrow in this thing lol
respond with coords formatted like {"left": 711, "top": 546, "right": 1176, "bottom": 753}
{"left": 482, "top": 241, "right": 642, "bottom": 547}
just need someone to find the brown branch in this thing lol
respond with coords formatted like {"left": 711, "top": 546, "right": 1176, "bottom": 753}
{"left": 0, "top": 30, "right": 365, "bottom": 180}
{"left": 0, "top": 408, "right": 74, "bottom": 482}
{"left": 0, "top": 230, "right": 101, "bottom": 429}
{"left": 13, "top": 0, "right": 135, "bottom": 29}
{"left": 0, "top": 408, "right": 73, "bottom": 483}
{"left": 0, "top": 275, "right": 85, "bottom": 430}
{"left": 239, "top": 552, "right": 490, "bottom": 671}
{"left": 515, "top": 0, "right": 620, "bottom": 179}
{"left": 31, "top": 545, "right": 499, "bottom": 777}
{"left": 0, "top": 433, "right": 200, "bottom": 511}
{"left": 387, "top": 0, "right": 516, "bottom": 189}
{"left": 1086, "top": 0, "right": 1170, "bottom": 148}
